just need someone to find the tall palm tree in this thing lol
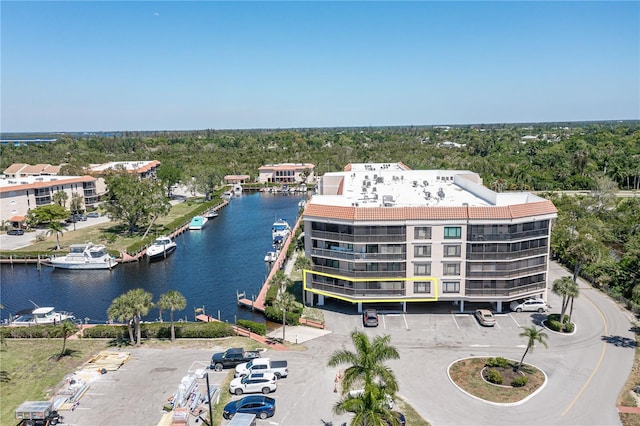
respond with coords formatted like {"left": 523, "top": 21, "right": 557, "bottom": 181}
{"left": 126, "top": 289, "right": 154, "bottom": 346}
{"left": 46, "top": 221, "right": 65, "bottom": 250}
{"left": 107, "top": 295, "right": 136, "bottom": 345}
{"left": 567, "top": 281, "right": 580, "bottom": 325}
{"left": 157, "top": 290, "right": 187, "bottom": 342}
{"left": 552, "top": 276, "right": 573, "bottom": 325}
{"left": 57, "top": 320, "right": 78, "bottom": 360}
{"left": 518, "top": 326, "right": 548, "bottom": 371}
{"left": 334, "top": 383, "right": 400, "bottom": 426}
{"left": 52, "top": 190, "right": 68, "bottom": 208}
{"left": 272, "top": 291, "right": 297, "bottom": 341}
{"left": 328, "top": 331, "right": 400, "bottom": 395}
{"left": 270, "top": 270, "right": 291, "bottom": 292}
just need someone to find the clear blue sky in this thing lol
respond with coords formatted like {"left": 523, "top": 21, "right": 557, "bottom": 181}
{"left": 1, "top": 1, "right": 638, "bottom": 132}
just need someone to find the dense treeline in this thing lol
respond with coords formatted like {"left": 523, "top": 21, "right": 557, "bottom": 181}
{"left": 2, "top": 122, "right": 639, "bottom": 301}
{"left": 1, "top": 121, "right": 639, "bottom": 191}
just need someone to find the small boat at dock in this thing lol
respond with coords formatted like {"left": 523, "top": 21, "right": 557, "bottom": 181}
{"left": 189, "top": 215, "right": 208, "bottom": 230}
{"left": 10, "top": 306, "right": 75, "bottom": 326}
{"left": 264, "top": 251, "right": 278, "bottom": 263}
{"left": 204, "top": 210, "right": 219, "bottom": 219}
{"left": 46, "top": 242, "right": 117, "bottom": 270}
{"left": 272, "top": 219, "right": 291, "bottom": 241}
{"left": 146, "top": 236, "right": 177, "bottom": 262}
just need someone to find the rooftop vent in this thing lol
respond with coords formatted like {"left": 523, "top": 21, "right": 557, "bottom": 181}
{"left": 438, "top": 188, "right": 445, "bottom": 199}
{"left": 382, "top": 195, "right": 395, "bottom": 207}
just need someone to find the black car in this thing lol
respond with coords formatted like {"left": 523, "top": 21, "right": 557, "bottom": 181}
{"left": 210, "top": 347, "right": 261, "bottom": 372}
{"left": 7, "top": 229, "right": 25, "bottom": 236}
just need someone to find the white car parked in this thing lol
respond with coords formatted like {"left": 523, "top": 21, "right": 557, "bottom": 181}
{"left": 229, "top": 372, "right": 277, "bottom": 395}
{"left": 510, "top": 298, "right": 549, "bottom": 313}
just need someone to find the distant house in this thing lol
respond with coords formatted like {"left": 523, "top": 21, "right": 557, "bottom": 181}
{"left": 86, "top": 161, "right": 160, "bottom": 179}
{"left": 258, "top": 163, "right": 315, "bottom": 184}
{"left": 224, "top": 175, "right": 251, "bottom": 184}
{"left": 0, "top": 175, "right": 107, "bottom": 223}
{"left": 3, "top": 163, "right": 61, "bottom": 178}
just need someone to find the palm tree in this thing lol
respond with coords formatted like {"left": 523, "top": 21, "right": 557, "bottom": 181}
{"left": 328, "top": 331, "right": 400, "bottom": 395}
{"left": 108, "top": 295, "right": 136, "bottom": 345}
{"left": 552, "top": 276, "right": 573, "bottom": 326}
{"left": 57, "top": 320, "right": 78, "bottom": 360}
{"left": 270, "top": 270, "right": 290, "bottom": 292}
{"left": 52, "top": 190, "right": 68, "bottom": 208}
{"left": 46, "top": 221, "right": 65, "bottom": 250}
{"left": 567, "top": 281, "right": 580, "bottom": 325}
{"left": 157, "top": 290, "right": 187, "bottom": 342}
{"left": 518, "top": 326, "right": 548, "bottom": 371}
{"left": 126, "top": 289, "right": 154, "bottom": 346}
{"left": 294, "top": 255, "right": 312, "bottom": 275}
{"left": 334, "top": 383, "right": 400, "bottom": 426}
{"left": 272, "top": 291, "right": 297, "bottom": 341}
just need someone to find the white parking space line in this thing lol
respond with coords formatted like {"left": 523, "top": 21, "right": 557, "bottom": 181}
{"left": 509, "top": 313, "right": 521, "bottom": 327}
{"left": 382, "top": 315, "right": 387, "bottom": 329}
{"left": 403, "top": 314, "right": 409, "bottom": 330}
{"left": 450, "top": 313, "right": 460, "bottom": 329}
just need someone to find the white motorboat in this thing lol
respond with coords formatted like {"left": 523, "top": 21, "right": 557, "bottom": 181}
{"left": 264, "top": 251, "right": 278, "bottom": 263}
{"left": 189, "top": 215, "right": 208, "bottom": 230}
{"left": 233, "top": 184, "right": 243, "bottom": 195}
{"left": 205, "top": 210, "right": 219, "bottom": 219}
{"left": 146, "top": 236, "right": 177, "bottom": 262}
{"left": 11, "top": 306, "right": 75, "bottom": 326}
{"left": 47, "top": 242, "right": 118, "bottom": 270}
{"left": 272, "top": 218, "right": 291, "bottom": 241}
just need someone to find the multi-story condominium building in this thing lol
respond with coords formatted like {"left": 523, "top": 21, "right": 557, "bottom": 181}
{"left": 258, "top": 163, "right": 315, "bottom": 184}
{"left": 0, "top": 175, "right": 107, "bottom": 224}
{"left": 302, "top": 163, "right": 557, "bottom": 313}
{"left": 86, "top": 161, "right": 160, "bottom": 179}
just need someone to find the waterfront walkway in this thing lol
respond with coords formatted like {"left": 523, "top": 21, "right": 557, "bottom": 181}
{"left": 195, "top": 314, "right": 289, "bottom": 350}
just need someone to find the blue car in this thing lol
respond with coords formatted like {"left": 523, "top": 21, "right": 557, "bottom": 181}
{"left": 223, "top": 395, "right": 276, "bottom": 420}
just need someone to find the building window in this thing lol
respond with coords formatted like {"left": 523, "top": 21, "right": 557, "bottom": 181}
{"left": 444, "top": 226, "right": 462, "bottom": 239}
{"left": 443, "top": 263, "right": 461, "bottom": 275}
{"left": 443, "top": 245, "right": 461, "bottom": 257}
{"left": 414, "top": 282, "right": 431, "bottom": 293}
{"left": 414, "top": 245, "right": 431, "bottom": 258}
{"left": 414, "top": 263, "right": 431, "bottom": 276}
{"left": 442, "top": 281, "right": 460, "bottom": 293}
{"left": 414, "top": 227, "right": 432, "bottom": 239}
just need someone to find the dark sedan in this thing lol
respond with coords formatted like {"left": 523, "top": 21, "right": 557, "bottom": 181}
{"left": 7, "top": 229, "right": 25, "bottom": 236}
{"left": 223, "top": 395, "right": 276, "bottom": 420}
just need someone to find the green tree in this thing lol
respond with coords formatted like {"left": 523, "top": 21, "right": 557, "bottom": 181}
{"left": 518, "top": 326, "right": 548, "bottom": 371}
{"left": 272, "top": 291, "right": 297, "bottom": 341}
{"left": 52, "top": 190, "right": 68, "bottom": 208}
{"left": 157, "top": 290, "right": 187, "bottom": 342}
{"left": 57, "top": 320, "right": 78, "bottom": 360}
{"left": 294, "top": 255, "right": 312, "bottom": 275}
{"left": 70, "top": 192, "right": 84, "bottom": 214}
{"left": 127, "top": 289, "right": 154, "bottom": 346}
{"left": 328, "top": 331, "right": 400, "bottom": 396}
{"left": 46, "top": 221, "right": 65, "bottom": 250}
{"left": 107, "top": 294, "right": 136, "bottom": 345}
{"left": 552, "top": 276, "right": 574, "bottom": 328}
{"left": 333, "top": 383, "right": 400, "bottom": 426}
{"left": 567, "top": 281, "right": 580, "bottom": 325}
{"left": 103, "top": 172, "right": 170, "bottom": 234}
{"left": 270, "top": 270, "right": 291, "bottom": 292}
{"left": 27, "top": 204, "right": 68, "bottom": 226}
{"left": 157, "top": 163, "right": 183, "bottom": 198}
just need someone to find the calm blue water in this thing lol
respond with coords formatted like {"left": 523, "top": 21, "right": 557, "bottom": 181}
{"left": 0, "top": 193, "right": 303, "bottom": 324}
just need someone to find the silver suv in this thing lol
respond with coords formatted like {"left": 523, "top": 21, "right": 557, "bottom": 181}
{"left": 229, "top": 372, "right": 277, "bottom": 395}
{"left": 510, "top": 298, "right": 549, "bottom": 313}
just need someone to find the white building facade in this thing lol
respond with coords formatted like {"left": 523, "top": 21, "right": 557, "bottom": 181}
{"left": 302, "top": 163, "right": 557, "bottom": 313}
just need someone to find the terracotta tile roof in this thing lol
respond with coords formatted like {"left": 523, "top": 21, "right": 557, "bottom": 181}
{"left": 3, "top": 163, "right": 27, "bottom": 174}
{"left": 3, "top": 163, "right": 61, "bottom": 175}
{"left": 305, "top": 200, "right": 557, "bottom": 221}
{"left": 9, "top": 216, "right": 26, "bottom": 222}
{"left": 0, "top": 176, "right": 96, "bottom": 194}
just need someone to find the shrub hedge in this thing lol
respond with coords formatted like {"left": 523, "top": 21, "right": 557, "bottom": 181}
{"left": 264, "top": 306, "right": 300, "bottom": 326}
{"left": 0, "top": 323, "right": 79, "bottom": 338}
{"left": 511, "top": 376, "right": 529, "bottom": 387}
{"left": 485, "top": 368, "right": 504, "bottom": 385}
{"left": 547, "top": 319, "right": 563, "bottom": 332}
{"left": 486, "top": 357, "right": 510, "bottom": 368}
{"left": 237, "top": 319, "right": 266, "bottom": 336}
{"left": 81, "top": 321, "right": 234, "bottom": 339}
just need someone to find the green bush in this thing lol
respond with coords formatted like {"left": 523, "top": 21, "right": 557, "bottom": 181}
{"left": 485, "top": 368, "right": 503, "bottom": 384}
{"left": 564, "top": 322, "right": 575, "bottom": 332}
{"left": 486, "top": 357, "right": 509, "bottom": 368}
{"left": 511, "top": 375, "right": 529, "bottom": 387}
{"left": 264, "top": 306, "right": 300, "bottom": 326}
{"left": 547, "top": 319, "right": 563, "bottom": 332}
{"left": 548, "top": 313, "right": 570, "bottom": 323}
{"left": 82, "top": 321, "right": 235, "bottom": 339}
{"left": 83, "top": 325, "right": 129, "bottom": 339}
{"left": 0, "top": 323, "right": 79, "bottom": 339}
{"left": 237, "top": 319, "right": 266, "bottom": 336}
{"left": 265, "top": 285, "right": 279, "bottom": 306}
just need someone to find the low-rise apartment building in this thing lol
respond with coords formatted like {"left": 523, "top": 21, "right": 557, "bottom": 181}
{"left": 0, "top": 175, "right": 107, "bottom": 225}
{"left": 86, "top": 161, "right": 160, "bottom": 179}
{"left": 258, "top": 163, "right": 315, "bottom": 184}
{"left": 302, "top": 163, "right": 557, "bottom": 313}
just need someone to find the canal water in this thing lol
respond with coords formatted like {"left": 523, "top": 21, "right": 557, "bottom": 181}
{"left": 0, "top": 192, "right": 304, "bottom": 324}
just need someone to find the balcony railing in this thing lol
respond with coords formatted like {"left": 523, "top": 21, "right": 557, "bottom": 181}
{"left": 311, "top": 248, "right": 406, "bottom": 261}
{"left": 466, "top": 247, "right": 548, "bottom": 261}
{"left": 464, "top": 281, "right": 547, "bottom": 297}
{"left": 309, "top": 281, "right": 406, "bottom": 297}
{"left": 469, "top": 229, "right": 549, "bottom": 242}
{"left": 311, "top": 230, "right": 406, "bottom": 243}
{"left": 313, "top": 265, "right": 406, "bottom": 278}
{"left": 466, "top": 265, "right": 547, "bottom": 279}
{"left": 35, "top": 197, "right": 51, "bottom": 206}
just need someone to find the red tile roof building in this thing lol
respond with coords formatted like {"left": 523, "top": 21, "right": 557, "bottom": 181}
{"left": 302, "top": 163, "right": 557, "bottom": 313}
{"left": 258, "top": 163, "right": 315, "bottom": 184}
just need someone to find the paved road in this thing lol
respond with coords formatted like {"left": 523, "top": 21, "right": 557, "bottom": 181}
{"left": 53, "top": 260, "right": 637, "bottom": 426}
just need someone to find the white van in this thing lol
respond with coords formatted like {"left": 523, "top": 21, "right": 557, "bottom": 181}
{"left": 228, "top": 412, "right": 257, "bottom": 426}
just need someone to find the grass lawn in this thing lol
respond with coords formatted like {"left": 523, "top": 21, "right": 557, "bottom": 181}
{"left": 0, "top": 339, "right": 108, "bottom": 425}
{"left": 448, "top": 357, "right": 545, "bottom": 404}
{"left": 618, "top": 325, "right": 640, "bottom": 426}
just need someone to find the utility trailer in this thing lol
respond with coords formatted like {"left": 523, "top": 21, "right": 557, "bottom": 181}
{"left": 15, "top": 401, "right": 63, "bottom": 426}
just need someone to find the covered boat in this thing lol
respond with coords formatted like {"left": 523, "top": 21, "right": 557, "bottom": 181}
{"left": 189, "top": 215, "right": 208, "bottom": 230}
